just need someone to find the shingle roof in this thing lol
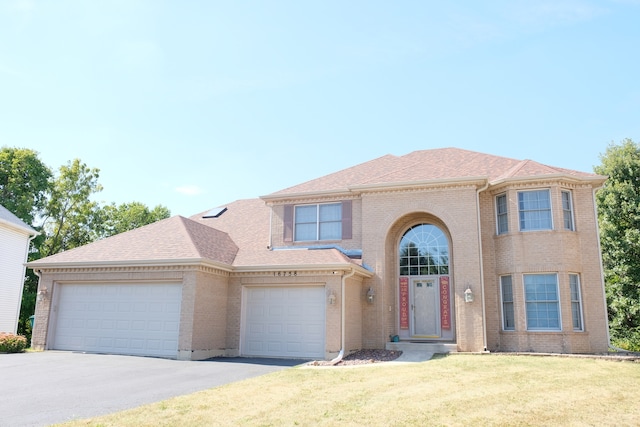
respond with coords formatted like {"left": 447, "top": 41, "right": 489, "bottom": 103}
{"left": 267, "top": 147, "right": 603, "bottom": 196}
{"left": 0, "top": 203, "right": 37, "bottom": 235}
{"left": 28, "top": 147, "right": 605, "bottom": 271}
{"left": 29, "top": 215, "right": 238, "bottom": 266}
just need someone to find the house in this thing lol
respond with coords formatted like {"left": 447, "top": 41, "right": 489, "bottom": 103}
{"left": 28, "top": 148, "right": 610, "bottom": 360}
{"left": 0, "top": 204, "right": 37, "bottom": 334}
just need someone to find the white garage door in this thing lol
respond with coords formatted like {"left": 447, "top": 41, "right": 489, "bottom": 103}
{"left": 53, "top": 283, "right": 182, "bottom": 358}
{"left": 243, "top": 286, "right": 325, "bottom": 359}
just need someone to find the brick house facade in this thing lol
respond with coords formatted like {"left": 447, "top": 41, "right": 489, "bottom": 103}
{"left": 28, "top": 148, "right": 610, "bottom": 360}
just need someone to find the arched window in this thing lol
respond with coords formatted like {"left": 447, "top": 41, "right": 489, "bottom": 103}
{"left": 399, "top": 224, "right": 449, "bottom": 276}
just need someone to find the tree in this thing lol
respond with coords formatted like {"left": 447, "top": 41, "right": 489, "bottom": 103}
{"left": 38, "top": 159, "right": 103, "bottom": 257}
{"left": 99, "top": 201, "right": 171, "bottom": 238}
{"left": 595, "top": 138, "right": 640, "bottom": 351}
{"left": 0, "top": 147, "right": 52, "bottom": 225}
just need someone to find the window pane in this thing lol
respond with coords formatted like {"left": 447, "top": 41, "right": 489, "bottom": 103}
{"left": 398, "top": 224, "right": 449, "bottom": 276}
{"left": 524, "top": 274, "right": 560, "bottom": 331}
{"left": 319, "top": 221, "right": 341, "bottom": 240}
{"left": 501, "top": 276, "right": 515, "bottom": 330}
{"left": 570, "top": 274, "right": 583, "bottom": 330}
{"left": 497, "top": 194, "right": 508, "bottom": 234}
{"left": 518, "top": 190, "right": 552, "bottom": 231}
{"left": 319, "top": 203, "right": 341, "bottom": 221}
{"left": 562, "top": 191, "right": 574, "bottom": 231}
{"left": 295, "top": 205, "right": 317, "bottom": 223}
{"left": 295, "top": 223, "right": 316, "bottom": 241}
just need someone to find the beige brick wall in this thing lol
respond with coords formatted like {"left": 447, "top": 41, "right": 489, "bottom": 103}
{"left": 484, "top": 183, "right": 608, "bottom": 353}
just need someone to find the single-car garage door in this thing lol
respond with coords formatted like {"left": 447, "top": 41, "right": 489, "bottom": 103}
{"left": 243, "top": 286, "right": 325, "bottom": 359}
{"left": 52, "top": 283, "right": 182, "bottom": 358}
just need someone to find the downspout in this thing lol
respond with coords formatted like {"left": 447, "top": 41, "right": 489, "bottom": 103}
{"left": 592, "top": 186, "right": 626, "bottom": 353}
{"left": 476, "top": 180, "right": 490, "bottom": 352}
{"left": 15, "top": 233, "right": 39, "bottom": 335}
{"left": 330, "top": 269, "right": 356, "bottom": 365}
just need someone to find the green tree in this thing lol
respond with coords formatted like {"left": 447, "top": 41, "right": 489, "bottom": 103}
{"left": 99, "top": 201, "right": 170, "bottom": 238}
{"left": 0, "top": 147, "right": 52, "bottom": 225}
{"left": 38, "top": 159, "right": 103, "bottom": 257}
{"left": 595, "top": 138, "right": 640, "bottom": 351}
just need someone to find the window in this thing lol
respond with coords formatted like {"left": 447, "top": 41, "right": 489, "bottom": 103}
{"left": 500, "top": 275, "right": 515, "bottom": 330}
{"left": 518, "top": 190, "right": 552, "bottom": 231}
{"left": 524, "top": 274, "right": 560, "bottom": 331}
{"left": 496, "top": 194, "right": 508, "bottom": 235}
{"left": 294, "top": 203, "right": 342, "bottom": 241}
{"left": 562, "top": 191, "right": 575, "bottom": 231}
{"left": 399, "top": 224, "right": 449, "bottom": 276}
{"left": 569, "top": 274, "right": 583, "bottom": 331}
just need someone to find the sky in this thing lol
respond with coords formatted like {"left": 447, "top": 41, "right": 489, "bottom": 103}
{"left": 1, "top": 1, "right": 639, "bottom": 217}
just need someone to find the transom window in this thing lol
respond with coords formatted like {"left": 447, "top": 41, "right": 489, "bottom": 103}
{"left": 399, "top": 224, "right": 449, "bottom": 276}
{"left": 496, "top": 193, "right": 508, "bottom": 235}
{"left": 524, "top": 274, "right": 560, "bottom": 331}
{"left": 294, "top": 203, "right": 342, "bottom": 241}
{"left": 518, "top": 190, "right": 552, "bottom": 231}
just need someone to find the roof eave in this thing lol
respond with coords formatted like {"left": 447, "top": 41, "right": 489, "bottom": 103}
{"left": 260, "top": 189, "right": 354, "bottom": 203}
{"left": 26, "top": 257, "right": 233, "bottom": 272}
{"left": 0, "top": 219, "right": 39, "bottom": 236}
{"left": 349, "top": 176, "right": 488, "bottom": 192}
{"left": 233, "top": 263, "right": 374, "bottom": 278}
{"left": 490, "top": 173, "right": 608, "bottom": 187}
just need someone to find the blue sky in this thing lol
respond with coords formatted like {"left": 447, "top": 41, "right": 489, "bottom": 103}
{"left": 1, "top": 1, "right": 638, "bottom": 217}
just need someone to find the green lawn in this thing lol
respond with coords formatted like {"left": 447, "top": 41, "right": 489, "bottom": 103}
{"left": 60, "top": 354, "right": 640, "bottom": 427}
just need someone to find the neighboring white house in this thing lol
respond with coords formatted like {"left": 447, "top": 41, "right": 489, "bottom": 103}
{"left": 0, "top": 204, "right": 37, "bottom": 334}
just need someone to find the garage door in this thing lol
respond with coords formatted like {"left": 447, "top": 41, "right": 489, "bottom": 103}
{"left": 52, "top": 283, "right": 182, "bottom": 358}
{"left": 243, "top": 286, "right": 325, "bottom": 358}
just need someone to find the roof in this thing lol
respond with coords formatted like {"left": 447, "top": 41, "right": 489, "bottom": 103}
{"left": 27, "top": 147, "right": 604, "bottom": 272}
{"left": 28, "top": 215, "right": 238, "bottom": 267}
{"left": 0, "top": 204, "right": 37, "bottom": 236}
{"left": 265, "top": 147, "right": 605, "bottom": 197}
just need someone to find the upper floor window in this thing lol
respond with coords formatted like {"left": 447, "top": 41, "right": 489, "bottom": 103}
{"left": 562, "top": 190, "right": 575, "bottom": 231}
{"left": 496, "top": 193, "right": 508, "bottom": 235}
{"left": 518, "top": 189, "right": 552, "bottom": 231}
{"left": 283, "top": 201, "right": 352, "bottom": 243}
{"left": 295, "top": 203, "right": 342, "bottom": 241}
{"left": 524, "top": 273, "right": 560, "bottom": 331}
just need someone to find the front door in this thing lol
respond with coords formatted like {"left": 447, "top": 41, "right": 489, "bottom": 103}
{"left": 412, "top": 278, "right": 440, "bottom": 337}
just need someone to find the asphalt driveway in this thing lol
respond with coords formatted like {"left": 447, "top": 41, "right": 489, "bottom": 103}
{"left": 0, "top": 351, "right": 302, "bottom": 427}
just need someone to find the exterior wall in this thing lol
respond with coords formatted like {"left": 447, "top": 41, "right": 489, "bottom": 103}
{"left": 228, "top": 272, "right": 348, "bottom": 359}
{"left": 345, "top": 274, "right": 364, "bottom": 355}
{"left": 484, "top": 182, "right": 609, "bottom": 353}
{"left": 31, "top": 267, "right": 189, "bottom": 355}
{"left": 178, "top": 268, "right": 230, "bottom": 360}
{"left": 0, "top": 225, "right": 32, "bottom": 334}
{"left": 268, "top": 198, "right": 363, "bottom": 251}
{"left": 361, "top": 184, "right": 486, "bottom": 352}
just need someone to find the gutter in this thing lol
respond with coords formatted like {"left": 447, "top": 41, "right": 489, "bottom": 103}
{"left": 476, "top": 180, "right": 490, "bottom": 352}
{"left": 330, "top": 269, "right": 356, "bottom": 365}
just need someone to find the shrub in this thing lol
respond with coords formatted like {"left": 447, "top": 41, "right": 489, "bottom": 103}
{"left": 0, "top": 333, "right": 28, "bottom": 353}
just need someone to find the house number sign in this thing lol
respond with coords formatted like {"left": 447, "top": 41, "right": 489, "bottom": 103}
{"left": 273, "top": 271, "right": 298, "bottom": 276}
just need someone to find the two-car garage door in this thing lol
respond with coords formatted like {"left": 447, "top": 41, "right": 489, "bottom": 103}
{"left": 243, "top": 286, "right": 325, "bottom": 359}
{"left": 52, "top": 283, "right": 182, "bottom": 358}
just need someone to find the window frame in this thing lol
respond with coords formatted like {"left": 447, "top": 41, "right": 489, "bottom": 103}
{"left": 496, "top": 193, "right": 508, "bottom": 235}
{"left": 518, "top": 189, "right": 553, "bottom": 231}
{"left": 294, "top": 202, "right": 342, "bottom": 242}
{"left": 569, "top": 274, "right": 584, "bottom": 331}
{"left": 500, "top": 275, "right": 515, "bottom": 331}
{"left": 562, "top": 190, "right": 575, "bottom": 231}
{"left": 523, "top": 273, "right": 561, "bottom": 331}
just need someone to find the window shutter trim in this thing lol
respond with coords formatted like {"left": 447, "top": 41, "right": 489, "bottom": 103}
{"left": 342, "top": 200, "right": 352, "bottom": 240}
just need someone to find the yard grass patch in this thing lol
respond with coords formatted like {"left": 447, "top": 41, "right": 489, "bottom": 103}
{"left": 60, "top": 354, "right": 640, "bottom": 427}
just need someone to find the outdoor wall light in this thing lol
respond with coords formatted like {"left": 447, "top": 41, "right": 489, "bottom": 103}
{"left": 328, "top": 291, "right": 336, "bottom": 305}
{"left": 37, "top": 286, "right": 48, "bottom": 302}
{"left": 464, "top": 286, "right": 475, "bottom": 303}
{"left": 366, "top": 287, "right": 375, "bottom": 303}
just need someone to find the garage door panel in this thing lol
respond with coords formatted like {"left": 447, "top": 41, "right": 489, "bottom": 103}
{"left": 243, "top": 286, "right": 325, "bottom": 358}
{"left": 53, "top": 283, "right": 182, "bottom": 358}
